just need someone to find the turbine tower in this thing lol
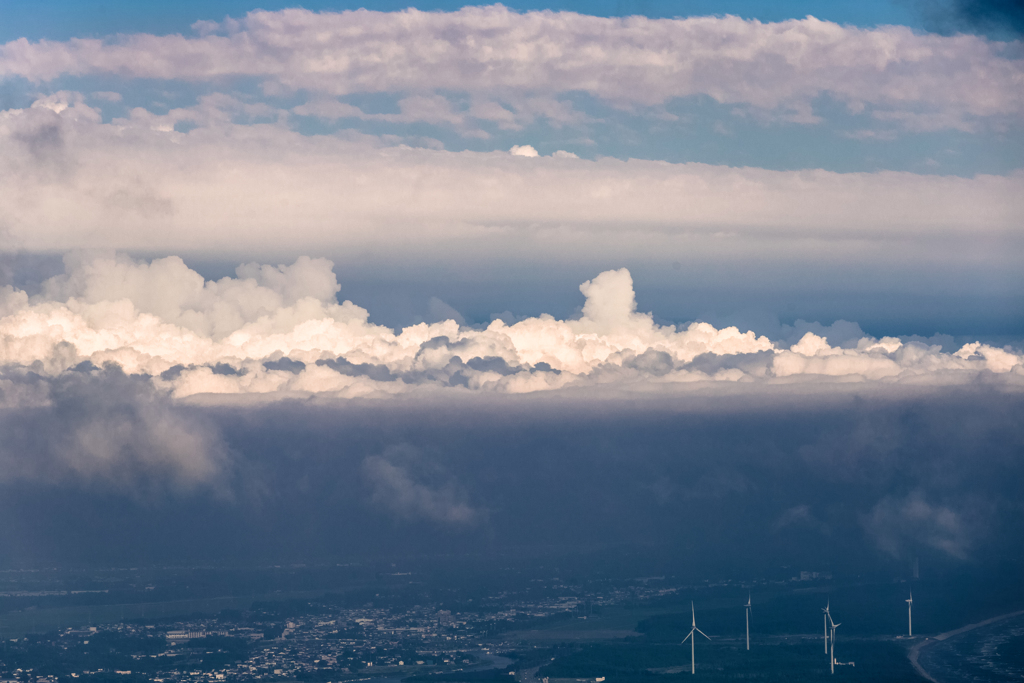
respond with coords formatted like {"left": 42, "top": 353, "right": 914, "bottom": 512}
{"left": 744, "top": 593, "right": 751, "bottom": 651}
{"left": 681, "top": 601, "right": 711, "bottom": 674}
{"left": 906, "top": 590, "right": 913, "bottom": 636}
{"left": 822, "top": 600, "right": 831, "bottom": 653}
{"left": 828, "top": 616, "right": 841, "bottom": 675}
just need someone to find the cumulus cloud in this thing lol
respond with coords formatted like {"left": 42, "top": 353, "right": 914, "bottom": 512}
{"left": 509, "top": 144, "right": 539, "bottom": 157}
{"left": 0, "top": 254, "right": 1020, "bottom": 401}
{"left": 0, "top": 94, "right": 1019, "bottom": 263}
{"left": 2, "top": 7, "right": 1022, "bottom": 130}
{"left": 362, "top": 445, "right": 481, "bottom": 525}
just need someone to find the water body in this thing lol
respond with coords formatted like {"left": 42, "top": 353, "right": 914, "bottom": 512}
{"left": 917, "top": 612, "right": 1024, "bottom": 682}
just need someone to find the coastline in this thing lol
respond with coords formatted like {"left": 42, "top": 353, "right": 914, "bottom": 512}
{"left": 909, "top": 609, "right": 1024, "bottom": 683}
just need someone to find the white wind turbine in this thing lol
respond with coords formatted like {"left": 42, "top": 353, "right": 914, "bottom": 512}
{"left": 744, "top": 593, "right": 751, "bottom": 651}
{"left": 681, "top": 601, "right": 711, "bottom": 674}
{"left": 828, "top": 613, "right": 841, "bottom": 675}
{"left": 906, "top": 590, "right": 913, "bottom": 636}
{"left": 822, "top": 600, "right": 831, "bottom": 654}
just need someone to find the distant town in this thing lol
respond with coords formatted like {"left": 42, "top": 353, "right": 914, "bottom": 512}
{"left": 0, "top": 562, "right": 1020, "bottom": 682}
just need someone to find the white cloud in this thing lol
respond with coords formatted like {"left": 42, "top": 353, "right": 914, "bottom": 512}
{"left": 0, "top": 95, "right": 1019, "bottom": 263}
{"left": 0, "top": 255, "right": 1020, "bottom": 402}
{"left": 509, "top": 144, "right": 539, "bottom": 157}
{"left": 2, "top": 7, "right": 1021, "bottom": 130}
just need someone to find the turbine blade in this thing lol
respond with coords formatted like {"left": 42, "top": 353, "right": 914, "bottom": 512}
{"left": 682, "top": 631, "right": 692, "bottom": 643}
{"left": 695, "top": 627, "right": 711, "bottom": 641}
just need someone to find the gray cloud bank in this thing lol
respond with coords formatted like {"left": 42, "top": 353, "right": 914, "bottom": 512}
{"left": 2, "top": 7, "right": 1023, "bottom": 131}
{"left": 1, "top": 254, "right": 1021, "bottom": 402}
{"left": 1, "top": 385, "right": 1021, "bottom": 572}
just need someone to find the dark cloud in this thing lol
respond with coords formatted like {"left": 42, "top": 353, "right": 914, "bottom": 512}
{"left": 683, "top": 351, "right": 773, "bottom": 377}
{"left": 211, "top": 362, "right": 244, "bottom": 376}
{"left": 861, "top": 491, "right": 986, "bottom": 561}
{"left": 773, "top": 505, "right": 831, "bottom": 536}
{"left": 263, "top": 357, "right": 306, "bottom": 374}
{"left": 362, "top": 445, "right": 482, "bottom": 526}
{"left": 465, "top": 356, "right": 520, "bottom": 376}
{"left": 0, "top": 383, "right": 1018, "bottom": 574}
{"left": 912, "top": 0, "right": 1024, "bottom": 38}
{"left": 0, "top": 366, "right": 231, "bottom": 497}
{"left": 316, "top": 357, "right": 395, "bottom": 382}
{"left": 622, "top": 348, "right": 675, "bottom": 376}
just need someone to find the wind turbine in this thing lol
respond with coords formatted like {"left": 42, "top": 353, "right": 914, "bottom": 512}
{"left": 822, "top": 600, "right": 831, "bottom": 654}
{"left": 744, "top": 593, "right": 751, "bottom": 651}
{"left": 828, "top": 615, "right": 841, "bottom": 675}
{"left": 906, "top": 590, "right": 913, "bottom": 636}
{"left": 681, "top": 601, "right": 711, "bottom": 674}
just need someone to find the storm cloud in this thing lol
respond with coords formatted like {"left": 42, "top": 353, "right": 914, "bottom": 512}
{"left": 1, "top": 380, "right": 1020, "bottom": 571}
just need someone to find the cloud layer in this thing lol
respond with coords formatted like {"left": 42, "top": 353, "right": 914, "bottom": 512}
{"left": 1, "top": 93, "right": 1020, "bottom": 264}
{"left": 3, "top": 7, "right": 1023, "bottom": 131}
{"left": 0, "top": 254, "right": 1020, "bottom": 401}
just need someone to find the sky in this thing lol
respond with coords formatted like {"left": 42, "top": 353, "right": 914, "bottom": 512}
{"left": 0, "top": 0, "right": 1022, "bottom": 573}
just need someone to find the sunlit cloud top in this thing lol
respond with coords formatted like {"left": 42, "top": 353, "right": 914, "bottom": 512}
{"left": 1, "top": 254, "right": 1020, "bottom": 403}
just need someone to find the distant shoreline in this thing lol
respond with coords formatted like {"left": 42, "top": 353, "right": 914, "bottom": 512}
{"left": 909, "top": 610, "right": 1024, "bottom": 683}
